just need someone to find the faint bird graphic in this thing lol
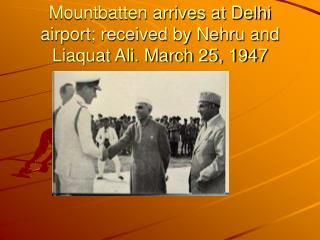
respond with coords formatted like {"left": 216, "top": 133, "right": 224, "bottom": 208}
{"left": 12, "top": 128, "right": 52, "bottom": 178}
{"left": 10, "top": 83, "right": 75, "bottom": 179}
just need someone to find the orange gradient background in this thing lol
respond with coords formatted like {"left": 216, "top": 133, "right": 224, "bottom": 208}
{"left": 1, "top": 0, "right": 320, "bottom": 239}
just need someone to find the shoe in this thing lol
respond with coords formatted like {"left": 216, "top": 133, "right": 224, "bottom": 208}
{"left": 20, "top": 167, "right": 32, "bottom": 174}
{"left": 97, "top": 176, "right": 104, "bottom": 180}
{"left": 118, "top": 176, "right": 124, "bottom": 181}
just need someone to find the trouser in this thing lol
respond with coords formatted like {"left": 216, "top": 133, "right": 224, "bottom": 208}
{"left": 188, "top": 141, "right": 194, "bottom": 155}
{"left": 171, "top": 142, "right": 178, "bottom": 156}
{"left": 97, "top": 155, "right": 121, "bottom": 178}
{"left": 181, "top": 141, "right": 187, "bottom": 154}
{"left": 59, "top": 176, "right": 94, "bottom": 194}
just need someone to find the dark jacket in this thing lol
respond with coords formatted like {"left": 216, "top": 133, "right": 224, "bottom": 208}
{"left": 108, "top": 118, "right": 171, "bottom": 194}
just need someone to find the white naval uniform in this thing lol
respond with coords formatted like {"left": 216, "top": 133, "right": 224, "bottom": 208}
{"left": 55, "top": 94, "right": 100, "bottom": 194}
{"left": 96, "top": 126, "right": 121, "bottom": 178}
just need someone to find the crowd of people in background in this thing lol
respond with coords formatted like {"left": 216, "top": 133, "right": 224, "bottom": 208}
{"left": 91, "top": 114, "right": 201, "bottom": 158}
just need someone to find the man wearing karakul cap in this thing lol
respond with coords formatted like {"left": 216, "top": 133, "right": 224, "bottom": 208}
{"left": 105, "top": 98, "right": 171, "bottom": 194}
{"left": 55, "top": 77, "right": 108, "bottom": 194}
{"left": 189, "top": 92, "right": 226, "bottom": 194}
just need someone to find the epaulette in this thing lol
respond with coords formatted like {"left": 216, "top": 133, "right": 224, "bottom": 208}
{"left": 74, "top": 105, "right": 86, "bottom": 136}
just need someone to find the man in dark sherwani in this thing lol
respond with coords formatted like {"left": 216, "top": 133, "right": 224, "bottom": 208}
{"left": 106, "top": 98, "right": 171, "bottom": 194}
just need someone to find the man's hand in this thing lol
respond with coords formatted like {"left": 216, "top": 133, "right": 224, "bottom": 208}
{"left": 197, "top": 162, "right": 219, "bottom": 183}
{"left": 197, "top": 166, "right": 212, "bottom": 183}
{"left": 165, "top": 173, "right": 169, "bottom": 182}
{"left": 196, "top": 174, "right": 210, "bottom": 183}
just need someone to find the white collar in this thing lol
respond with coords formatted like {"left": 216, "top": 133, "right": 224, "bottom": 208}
{"left": 73, "top": 94, "right": 87, "bottom": 107}
{"left": 206, "top": 114, "right": 221, "bottom": 126}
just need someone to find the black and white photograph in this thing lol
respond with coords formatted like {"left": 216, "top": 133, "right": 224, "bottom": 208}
{"left": 52, "top": 71, "right": 229, "bottom": 196}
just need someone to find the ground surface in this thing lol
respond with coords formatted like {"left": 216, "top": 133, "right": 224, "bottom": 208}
{"left": 94, "top": 155, "right": 191, "bottom": 194}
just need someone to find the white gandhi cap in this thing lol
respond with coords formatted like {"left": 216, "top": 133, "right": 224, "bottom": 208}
{"left": 136, "top": 97, "right": 152, "bottom": 106}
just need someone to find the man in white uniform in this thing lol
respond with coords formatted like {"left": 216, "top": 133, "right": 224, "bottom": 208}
{"left": 55, "top": 78, "right": 108, "bottom": 194}
{"left": 96, "top": 118, "right": 124, "bottom": 180}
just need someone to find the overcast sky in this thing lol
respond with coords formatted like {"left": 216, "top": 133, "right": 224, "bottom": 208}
{"left": 53, "top": 71, "right": 228, "bottom": 119}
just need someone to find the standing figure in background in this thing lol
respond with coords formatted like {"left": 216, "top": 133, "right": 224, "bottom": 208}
{"left": 105, "top": 118, "right": 124, "bottom": 180}
{"left": 96, "top": 118, "right": 124, "bottom": 180}
{"left": 161, "top": 115, "right": 169, "bottom": 130}
{"left": 180, "top": 118, "right": 188, "bottom": 156}
{"left": 114, "top": 118, "right": 122, "bottom": 138}
{"left": 120, "top": 115, "right": 130, "bottom": 155}
{"left": 187, "top": 118, "right": 198, "bottom": 156}
{"left": 169, "top": 117, "right": 180, "bottom": 157}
